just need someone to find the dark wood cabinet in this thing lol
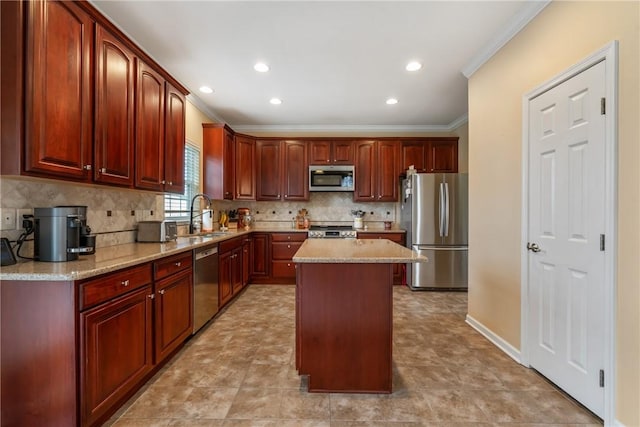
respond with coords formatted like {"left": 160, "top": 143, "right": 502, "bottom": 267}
{"left": 282, "top": 140, "right": 309, "bottom": 201}
{"left": 153, "top": 251, "right": 193, "bottom": 364}
{"left": 134, "top": 60, "right": 165, "bottom": 191}
{"left": 23, "top": 0, "right": 94, "bottom": 179}
{"left": 203, "top": 124, "right": 235, "bottom": 200}
{"left": 163, "top": 83, "right": 186, "bottom": 194}
{"left": 235, "top": 135, "right": 256, "bottom": 200}
{"left": 309, "top": 140, "right": 353, "bottom": 164}
{"left": 401, "top": 138, "right": 458, "bottom": 173}
{"left": 428, "top": 139, "right": 458, "bottom": 172}
{"left": 256, "top": 140, "right": 308, "bottom": 201}
{"left": 250, "top": 233, "right": 270, "bottom": 280}
{"left": 218, "top": 237, "right": 244, "bottom": 308}
{"left": 94, "top": 24, "right": 135, "bottom": 187}
{"left": 271, "top": 233, "right": 306, "bottom": 283}
{"left": 354, "top": 140, "right": 399, "bottom": 202}
{"left": 242, "top": 237, "right": 252, "bottom": 287}
{"left": 357, "top": 232, "right": 406, "bottom": 285}
{"left": 80, "top": 285, "right": 154, "bottom": 427}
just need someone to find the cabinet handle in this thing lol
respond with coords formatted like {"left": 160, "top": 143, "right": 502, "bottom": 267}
{"left": 287, "top": 244, "right": 291, "bottom": 249}
{"left": 100, "top": 167, "right": 107, "bottom": 173}
{"left": 287, "top": 263, "right": 291, "bottom": 267}
{"left": 121, "top": 279, "right": 129, "bottom": 287}
{"left": 371, "top": 195, "right": 375, "bottom": 199}
{"left": 287, "top": 236, "right": 291, "bottom": 240}
{"left": 175, "top": 261, "right": 181, "bottom": 267}
{"left": 159, "top": 289, "right": 165, "bottom": 295}
{"left": 277, "top": 194, "right": 280, "bottom": 198}
{"left": 326, "top": 160, "right": 330, "bottom": 163}
{"left": 147, "top": 294, "right": 155, "bottom": 299}
{"left": 284, "top": 195, "right": 288, "bottom": 198}
{"left": 161, "top": 180, "right": 166, "bottom": 184}
{"left": 168, "top": 181, "right": 173, "bottom": 186}
{"left": 83, "top": 164, "right": 92, "bottom": 171}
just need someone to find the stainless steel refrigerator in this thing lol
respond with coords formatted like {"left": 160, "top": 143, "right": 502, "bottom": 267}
{"left": 400, "top": 173, "right": 468, "bottom": 290}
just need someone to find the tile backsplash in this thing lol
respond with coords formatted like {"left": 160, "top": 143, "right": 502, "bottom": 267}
{"left": 1, "top": 176, "right": 401, "bottom": 255}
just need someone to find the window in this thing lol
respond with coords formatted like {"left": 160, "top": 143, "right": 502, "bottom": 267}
{"left": 164, "top": 143, "right": 200, "bottom": 220}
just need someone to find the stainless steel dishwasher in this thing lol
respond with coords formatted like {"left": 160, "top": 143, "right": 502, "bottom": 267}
{"left": 193, "top": 244, "right": 219, "bottom": 333}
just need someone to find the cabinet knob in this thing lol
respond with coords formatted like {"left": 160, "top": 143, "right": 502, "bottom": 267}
{"left": 175, "top": 261, "right": 181, "bottom": 267}
{"left": 100, "top": 167, "right": 107, "bottom": 173}
{"left": 284, "top": 195, "right": 288, "bottom": 198}
{"left": 326, "top": 160, "right": 330, "bottom": 163}
{"left": 287, "top": 236, "right": 291, "bottom": 240}
{"left": 287, "top": 263, "right": 291, "bottom": 267}
{"left": 287, "top": 244, "right": 291, "bottom": 249}
{"left": 159, "top": 289, "right": 165, "bottom": 295}
{"left": 121, "top": 279, "right": 129, "bottom": 287}
{"left": 161, "top": 180, "right": 166, "bottom": 184}
{"left": 277, "top": 194, "right": 281, "bottom": 198}
{"left": 147, "top": 294, "right": 155, "bottom": 299}
{"left": 371, "top": 195, "right": 375, "bottom": 199}
{"left": 83, "top": 164, "right": 92, "bottom": 171}
{"left": 169, "top": 181, "right": 173, "bottom": 186}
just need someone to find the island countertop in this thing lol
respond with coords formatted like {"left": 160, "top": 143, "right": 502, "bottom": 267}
{"left": 292, "top": 238, "right": 427, "bottom": 264}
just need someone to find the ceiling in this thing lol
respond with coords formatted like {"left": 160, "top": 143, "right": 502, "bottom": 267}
{"left": 91, "top": 1, "right": 548, "bottom": 133}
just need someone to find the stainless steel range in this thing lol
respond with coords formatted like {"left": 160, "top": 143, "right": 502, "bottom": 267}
{"left": 307, "top": 225, "right": 357, "bottom": 238}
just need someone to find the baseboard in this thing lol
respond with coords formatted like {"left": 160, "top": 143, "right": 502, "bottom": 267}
{"left": 613, "top": 419, "right": 626, "bottom": 427}
{"left": 465, "top": 314, "right": 522, "bottom": 364}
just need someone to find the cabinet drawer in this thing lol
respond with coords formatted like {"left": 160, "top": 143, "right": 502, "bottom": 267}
{"left": 219, "top": 236, "right": 242, "bottom": 254}
{"left": 271, "top": 233, "right": 307, "bottom": 242}
{"left": 272, "top": 260, "right": 296, "bottom": 278}
{"left": 154, "top": 251, "right": 192, "bottom": 280}
{"left": 357, "top": 232, "right": 405, "bottom": 244}
{"left": 80, "top": 264, "right": 152, "bottom": 310}
{"left": 272, "top": 241, "right": 302, "bottom": 260}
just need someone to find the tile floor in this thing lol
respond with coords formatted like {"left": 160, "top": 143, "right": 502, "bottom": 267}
{"left": 106, "top": 285, "right": 602, "bottom": 427}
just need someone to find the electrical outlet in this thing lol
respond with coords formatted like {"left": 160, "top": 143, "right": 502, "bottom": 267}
{"left": 16, "top": 209, "right": 33, "bottom": 230}
{"left": 0, "top": 208, "right": 16, "bottom": 231}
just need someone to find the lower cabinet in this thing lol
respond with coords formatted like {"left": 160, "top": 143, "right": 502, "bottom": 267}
{"left": 250, "top": 232, "right": 271, "bottom": 282}
{"left": 357, "top": 232, "right": 406, "bottom": 285}
{"left": 271, "top": 232, "right": 307, "bottom": 283}
{"left": 79, "top": 251, "right": 193, "bottom": 426}
{"left": 219, "top": 236, "right": 245, "bottom": 308}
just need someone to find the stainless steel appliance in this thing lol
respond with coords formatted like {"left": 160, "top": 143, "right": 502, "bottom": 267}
{"left": 193, "top": 244, "right": 219, "bottom": 333}
{"left": 307, "top": 225, "right": 357, "bottom": 238}
{"left": 33, "top": 206, "right": 94, "bottom": 262}
{"left": 137, "top": 220, "right": 178, "bottom": 242}
{"left": 400, "top": 173, "right": 468, "bottom": 290}
{"left": 309, "top": 165, "right": 354, "bottom": 192}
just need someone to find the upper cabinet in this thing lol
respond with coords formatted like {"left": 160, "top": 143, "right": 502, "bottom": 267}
{"left": 256, "top": 140, "right": 308, "bottom": 201}
{"left": 400, "top": 138, "right": 458, "bottom": 173}
{"left": 23, "top": 0, "right": 94, "bottom": 179}
{"left": 354, "top": 140, "right": 399, "bottom": 202}
{"left": 2, "top": 1, "right": 188, "bottom": 192}
{"left": 203, "top": 124, "right": 235, "bottom": 200}
{"left": 309, "top": 140, "right": 353, "bottom": 165}
{"left": 234, "top": 135, "right": 256, "bottom": 200}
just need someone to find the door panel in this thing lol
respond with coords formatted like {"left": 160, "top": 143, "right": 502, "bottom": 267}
{"left": 441, "top": 173, "right": 468, "bottom": 246}
{"left": 410, "top": 246, "right": 467, "bottom": 289}
{"left": 528, "top": 60, "right": 606, "bottom": 416}
{"left": 411, "top": 174, "right": 439, "bottom": 245}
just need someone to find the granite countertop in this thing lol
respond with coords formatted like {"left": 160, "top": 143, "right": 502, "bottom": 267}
{"left": 0, "top": 225, "right": 408, "bottom": 282}
{"left": 292, "top": 238, "right": 426, "bottom": 264}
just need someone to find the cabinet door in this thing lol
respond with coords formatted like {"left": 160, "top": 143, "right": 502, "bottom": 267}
{"left": 428, "top": 139, "right": 458, "bottom": 173}
{"left": 377, "top": 141, "right": 399, "bottom": 202}
{"left": 223, "top": 130, "right": 235, "bottom": 199}
{"left": 202, "top": 125, "right": 234, "bottom": 200}
{"left": 401, "top": 141, "right": 427, "bottom": 172}
{"left": 218, "top": 251, "right": 233, "bottom": 308}
{"left": 309, "top": 141, "right": 331, "bottom": 164}
{"left": 235, "top": 135, "right": 256, "bottom": 200}
{"left": 95, "top": 24, "right": 135, "bottom": 186}
{"left": 80, "top": 286, "right": 153, "bottom": 427}
{"left": 282, "top": 140, "right": 308, "bottom": 201}
{"left": 232, "top": 247, "right": 244, "bottom": 294}
{"left": 250, "top": 233, "right": 270, "bottom": 279}
{"left": 135, "top": 61, "right": 165, "bottom": 191}
{"left": 256, "top": 140, "right": 282, "bottom": 200}
{"left": 357, "top": 232, "right": 406, "bottom": 285}
{"left": 164, "top": 82, "right": 186, "bottom": 194}
{"left": 354, "top": 140, "right": 376, "bottom": 201}
{"left": 333, "top": 141, "right": 354, "bottom": 164}
{"left": 242, "top": 238, "right": 251, "bottom": 287}
{"left": 155, "top": 270, "right": 193, "bottom": 363}
{"left": 24, "top": 0, "right": 93, "bottom": 179}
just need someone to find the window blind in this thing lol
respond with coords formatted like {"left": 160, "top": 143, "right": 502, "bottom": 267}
{"left": 164, "top": 143, "right": 200, "bottom": 220}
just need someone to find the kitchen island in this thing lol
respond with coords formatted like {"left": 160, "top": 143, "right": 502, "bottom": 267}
{"left": 292, "top": 238, "right": 426, "bottom": 393}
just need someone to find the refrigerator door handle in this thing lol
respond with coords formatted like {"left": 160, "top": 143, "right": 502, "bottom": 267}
{"left": 439, "top": 183, "right": 445, "bottom": 237}
{"left": 413, "top": 246, "right": 467, "bottom": 251}
{"left": 444, "top": 182, "right": 450, "bottom": 237}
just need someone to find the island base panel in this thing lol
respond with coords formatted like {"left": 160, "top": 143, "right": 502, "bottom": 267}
{"left": 297, "top": 263, "right": 393, "bottom": 393}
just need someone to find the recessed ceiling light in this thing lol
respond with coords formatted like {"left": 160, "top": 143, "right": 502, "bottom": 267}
{"left": 406, "top": 61, "right": 422, "bottom": 72}
{"left": 270, "top": 98, "right": 282, "bottom": 105}
{"left": 254, "top": 62, "right": 270, "bottom": 72}
{"left": 199, "top": 86, "right": 213, "bottom": 94}
{"left": 386, "top": 98, "right": 398, "bottom": 105}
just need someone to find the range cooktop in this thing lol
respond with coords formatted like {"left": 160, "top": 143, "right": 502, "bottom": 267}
{"left": 308, "top": 225, "right": 357, "bottom": 238}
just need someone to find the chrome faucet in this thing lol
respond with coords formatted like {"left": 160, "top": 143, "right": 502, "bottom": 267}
{"left": 189, "top": 193, "right": 213, "bottom": 234}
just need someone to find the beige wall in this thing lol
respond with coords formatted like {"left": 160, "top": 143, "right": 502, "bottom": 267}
{"left": 185, "top": 99, "right": 217, "bottom": 191}
{"left": 467, "top": 1, "right": 639, "bottom": 424}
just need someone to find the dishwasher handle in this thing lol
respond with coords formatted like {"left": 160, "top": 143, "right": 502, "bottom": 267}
{"left": 195, "top": 246, "right": 218, "bottom": 260}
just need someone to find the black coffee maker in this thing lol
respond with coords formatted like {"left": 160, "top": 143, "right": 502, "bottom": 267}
{"left": 33, "top": 206, "right": 95, "bottom": 262}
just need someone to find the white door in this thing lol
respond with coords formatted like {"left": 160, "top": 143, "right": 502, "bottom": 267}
{"left": 528, "top": 60, "right": 606, "bottom": 417}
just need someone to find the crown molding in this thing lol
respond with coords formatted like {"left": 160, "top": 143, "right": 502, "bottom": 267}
{"left": 447, "top": 113, "right": 469, "bottom": 130}
{"left": 231, "top": 123, "right": 460, "bottom": 134}
{"left": 461, "top": 0, "right": 551, "bottom": 78}
{"left": 186, "top": 94, "right": 227, "bottom": 124}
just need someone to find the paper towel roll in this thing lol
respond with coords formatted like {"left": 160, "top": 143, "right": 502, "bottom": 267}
{"left": 202, "top": 209, "right": 213, "bottom": 232}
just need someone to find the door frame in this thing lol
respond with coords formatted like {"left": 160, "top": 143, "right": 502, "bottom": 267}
{"left": 520, "top": 41, "right": 618, "bottom": 424}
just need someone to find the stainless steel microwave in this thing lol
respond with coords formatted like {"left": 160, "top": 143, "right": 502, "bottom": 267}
{"left": 309, "top": 165, "right": 355, "bottom": 192}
